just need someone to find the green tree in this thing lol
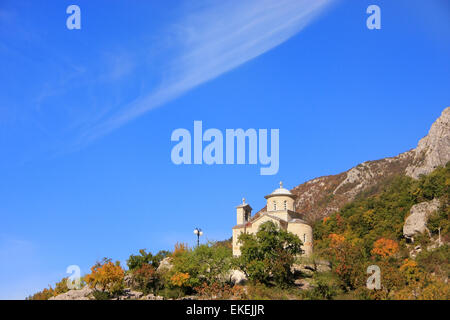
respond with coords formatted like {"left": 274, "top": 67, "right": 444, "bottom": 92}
{"left": 237, "top": 221, "right": 303, "bottom": 287}
{"left": 170, "top": 242, "right": 233, "bottom": 290}
{"left": 127, "top": 249, "right": 170, "bottom": 271}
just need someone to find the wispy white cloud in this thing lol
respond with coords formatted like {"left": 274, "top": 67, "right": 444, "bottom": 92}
{"left": 78, "top": 0, "right": 335, "bottom": 145}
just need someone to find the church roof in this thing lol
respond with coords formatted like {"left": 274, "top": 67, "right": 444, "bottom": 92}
{"left": 264, "top": 181, "right": 296, "bottom": 199}
{"left": 289, "top": 218, "right": 311, "bottom": 225}
{"left": 232, "top": 212, "right": 288, "bottom": 229}
{"left": 236, "top": 198, "right": 252, "bottom": 210}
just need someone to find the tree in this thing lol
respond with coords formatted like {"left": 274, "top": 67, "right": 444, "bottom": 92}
{"left": 85, "top": 258, "right": 124, "bottom": 296}
{"left": 237, "top": 221, "right": 303, "bottom": 287}
{"left": 26, "top": 287, "right": 56, "bottom": 300}
{"left": 371, "top": 238, "right": 399, "bottom": 259}
{"left": 326, "top": 234, "right": 366, "bottom": 290}
{"left": 127, "top": 249, "right": 170, "bottom": 271}
{"left": 131, "top": 263, "right": 159, "bottom": 294}
{"left": 170, "top": 241, "right": 233, "bottom": 290}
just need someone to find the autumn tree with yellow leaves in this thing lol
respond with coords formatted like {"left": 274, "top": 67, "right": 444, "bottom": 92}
{"left": 85, "top": 258, "right": 124, "bottom": 296}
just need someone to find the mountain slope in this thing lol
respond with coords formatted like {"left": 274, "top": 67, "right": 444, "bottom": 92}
{"left": 258, "top": 107, "right": 450, "bottom": 223}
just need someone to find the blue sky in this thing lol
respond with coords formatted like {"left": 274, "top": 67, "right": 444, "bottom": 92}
{"left": 0, "top": 0, "right": 449, "bottom": 299}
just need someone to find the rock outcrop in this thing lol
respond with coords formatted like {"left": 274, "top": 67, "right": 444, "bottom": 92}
{"left": 292, "top": 260, "right": 331, "bottom": 276}
{"left": 49, "top": 285, "right": 167, "bottom": 300}
{"left": 142, "top": 293, "right": 164, "bottom": 300}
{"left": 229, "top": 269, "right": 247, "bottom": 285}
{"left": 156, "top": 257, "right": 173, "bottom": 273}
{"left": 403, "top": 198, "right": 441, "bottom": 240}
{"left": 49, "top": 286, "right": 93, "bottom": 300}
{"left": 406, "top": 107, "right": 450, "bottom": 179}
{"left": 116, "top": 288, "right": 144, "bottom": 300}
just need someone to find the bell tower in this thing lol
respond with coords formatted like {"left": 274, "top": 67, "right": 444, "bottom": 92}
{"left": 236, "top": 198, "right": 252, "bottom": 225}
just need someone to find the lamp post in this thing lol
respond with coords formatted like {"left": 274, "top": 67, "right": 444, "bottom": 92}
{"left": 193, "top": 227, "right": 203, "bottom": 247}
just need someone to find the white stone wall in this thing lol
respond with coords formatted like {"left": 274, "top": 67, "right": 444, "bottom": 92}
{"left": 287, "top": 222, "right": 313, "bottom": 256}
{"left": 267, "top": 195, "right": 295, "bottom": 212}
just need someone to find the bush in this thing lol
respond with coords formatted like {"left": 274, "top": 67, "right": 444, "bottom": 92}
{"left": 26, "top": 277, "right": 73, "bottom": 300}
{"left": 416, "top": 245, "right": 450, "bottom": 280}
{"left": 371, "top": 238, "right": 399, "bottom": 259}
{"left": 26, "top": 287, "right": 56, "bottom": 300}
{"left": 194, "top": 282, "right": 245, "bottom": 300}
{"left": 301, "top": 272, "right": 343, "bottom": 300}
{"left": 170, "top": 272, "right": 190, "bottom": 287}
{"left": 131, "top": 263, "right": 159, "bottom": 294}
{"left": 127, "top": 249, "right": 170, "bottom": 271}
{"left": 157, "top": 287, "right": 185, "bottom": 299}
{"left": 169, "top": 242, "right": 233, "bottom": 291}
{"left": 92, "top": 290, "right": 111, "bottom": 300}
{"left": 244, "top": 283, "right": 302, "bottom": 300}
{"left": 173, "top": 242, "right": 189, "bottom": 256}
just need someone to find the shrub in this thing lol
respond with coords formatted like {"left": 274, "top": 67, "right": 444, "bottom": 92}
{"left": 194, "top": 282, "right": 245, "bottom": 299}
{"left": 393, "top": 276, "right": 450, "bottom": 300}
{"left": 92, "top": 290, "right": 111, "bottom": 300}
{"left": 170, "top": 272, "right": 190, "bottom": 287}
{"left": 26, "top": 287, "right": 56, "bottom": 300}
{"left": 131, "top": 263, "right": 159, "bottom": 294}
{"left": 418, "top": 279, "right": 450, "bottom": 300}
{"left": 157, "top": 287, "right": 185, "bottom": 299}
{"left": 399, "top": 259, "right": 425, "bottom": 287}
{"left": 26, "top": 276, "right": 73, "bottom": 300}
{"left": 169, "top": 241, "right": 233, "bottom": 290}
{"left": 173, "top": 242, "right": 189, "bottom": 256}
{"left": 303, "top": 272, "right": 343, "bottom": 300}
{"left": 415, "top": 245, "right": 450, "bottom": 280}
{"left": 244, "top": 283, "right": 301, "bottom": 300}
{"left": 127, "top": 249, "right": 170, "bottom": 271}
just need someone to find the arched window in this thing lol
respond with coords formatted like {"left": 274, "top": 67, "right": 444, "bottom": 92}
{"left": 283, "top": 200, "right": 287, "bottom": 210}
{"left": 303, "top": 234, "right": 306, "bottom": 242}
{"left": 273, "top": 201, "right": 277, "bottom": 211}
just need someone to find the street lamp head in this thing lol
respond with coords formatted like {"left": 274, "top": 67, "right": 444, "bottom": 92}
{"left": 194, "top": 227, "right": 203, "bottom": 247}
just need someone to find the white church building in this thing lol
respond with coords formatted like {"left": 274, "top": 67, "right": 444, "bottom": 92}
{"left": 232, "top": 182, "right": 313, "bottom": 256}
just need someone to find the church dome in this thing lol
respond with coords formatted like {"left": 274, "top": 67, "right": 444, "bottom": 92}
{"left": 264, "top": 182, "right": 296, "bottom": 199}
{"left": 271, "top": 185, "right": 292, "bottom": 195}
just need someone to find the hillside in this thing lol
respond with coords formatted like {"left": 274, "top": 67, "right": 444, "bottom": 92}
{"left": 257, "top": 107, "right": 450, "bottom": 223}
{"left": 309, "top": 162, "right": 449, "bottom": 299}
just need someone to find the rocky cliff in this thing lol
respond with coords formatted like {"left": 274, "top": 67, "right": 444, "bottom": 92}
{"left": 405, "top": 107, "right": 450, "bottom": 179}
{"left": 258, "top": 107, "right": 450, "bottom": 223}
